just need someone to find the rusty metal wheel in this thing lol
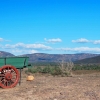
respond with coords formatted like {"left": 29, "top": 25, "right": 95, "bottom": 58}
{"left": 0, "top": 65, "right": 20, "bottom": 89}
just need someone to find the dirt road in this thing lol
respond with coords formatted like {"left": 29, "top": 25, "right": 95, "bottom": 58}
{"left": 0, "top": 71, "right": 100, "bottom": 100}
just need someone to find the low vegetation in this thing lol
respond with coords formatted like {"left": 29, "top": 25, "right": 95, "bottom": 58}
{"left": 26, "top": 62, "right": 100, "bottom": 76}
{"left": 73, "top": 64, "right": 100, "bottom": 70}
{"left": 26, "top": 61, "right": 74, "bottom": 76}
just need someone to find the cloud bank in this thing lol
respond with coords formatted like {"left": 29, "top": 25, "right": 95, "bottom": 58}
{"left": 4, "top": 43, "right": 52, "bottom": 50}
{"left": 72, "top": 38, "right": 100, "bottom": 44}
{"left": 58, "top": 47, "right": 100, "bottom": 53}
{"left": 1, "top": 37, "right": 100, "bottom": 55}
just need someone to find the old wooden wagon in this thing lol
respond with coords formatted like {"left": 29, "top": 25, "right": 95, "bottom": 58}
{"left": 0, "top": 57, "right": 31, "bottom": 89}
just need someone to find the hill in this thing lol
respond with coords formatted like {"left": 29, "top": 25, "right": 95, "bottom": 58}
{"left": 0, "top": 51, "right": 15, "bottom": 57}
{"left": 74, "top": 55, "right": 100, "bottom": 64}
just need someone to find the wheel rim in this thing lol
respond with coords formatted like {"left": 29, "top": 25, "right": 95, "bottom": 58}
{"left": 0, "top": 65, "right": 20, "bottom": 89}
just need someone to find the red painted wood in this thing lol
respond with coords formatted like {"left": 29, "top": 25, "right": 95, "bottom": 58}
{"left": 0, "top": 65, "right": 20, "bottom": 88}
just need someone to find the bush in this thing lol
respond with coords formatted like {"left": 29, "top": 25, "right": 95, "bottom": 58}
{"left": 26, "top": 66, "right": 71, "bottom": 76}
{"left": 73, "top": 64, "right": 100, "bottom": 70}
{"left": 42, "top": 66, "right": 51, "bottom": 73}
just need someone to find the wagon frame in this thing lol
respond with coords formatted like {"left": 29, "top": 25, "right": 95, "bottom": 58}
{"left": 0, "top": 57, "right": 31, "bottom": 89}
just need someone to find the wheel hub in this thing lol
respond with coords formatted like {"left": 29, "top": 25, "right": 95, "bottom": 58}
{"left": 5, "top": 73, "right": 12, "bottom": 80}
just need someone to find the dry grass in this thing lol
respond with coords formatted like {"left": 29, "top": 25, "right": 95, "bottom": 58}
{"left": 0, "top": 70, "right": 100, "bottom": 100}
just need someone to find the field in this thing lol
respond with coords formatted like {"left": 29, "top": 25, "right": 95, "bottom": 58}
{"left": 0, "top": 70, "right": 100, "bottom": 100}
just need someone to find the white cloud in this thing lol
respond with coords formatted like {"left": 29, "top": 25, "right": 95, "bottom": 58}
{"left": 11, "top": 49, "right": 38, "bottom": 54}
{"left": 30, "top": 50, "right": 38, "bottom": 53}
{"left": 93, "top": 40, "right": 100, "bottom": 44}
{"left": 44, "top": 38, "right": 62, "bottom": 43}
{"left": 0, "top": 38, "right": 4, "bottom": 42}
{"left": 4, "top": 43, "right": 52, "bottom": 50}
{"left": 72, "top": 38, "right": 100, "bottom": 45}
{"left": 58, "top": 47, "right": 100, "bottom": 53}
{"left": 0, "top": 37, "right": 11, "bottom": 42}
{"left": 72, "top": 38, "right": 90, "bottom": 43}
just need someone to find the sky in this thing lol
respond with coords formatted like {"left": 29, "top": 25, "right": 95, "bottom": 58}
{"left": 0, "top": 0, "right": 100, "bottom": 55}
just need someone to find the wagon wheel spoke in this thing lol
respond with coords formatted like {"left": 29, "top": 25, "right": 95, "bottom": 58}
{"left": 6, "top": 80, "right": 12, "bottom": 86}
{"left": 9, "top": 80, "right": 13, "bottom": 85}
{"left": 0, "top": 74, "right": 5, "bottom": 82}
{"left": 6, "top": 80, "right": 9, "bottom": 86}
{"left": 11, "top": 76, "right": 16, "bottom": 80}
{"left": 0, "top": 78, "right": 4, "bottom": 83}
{"left": 5, "top": 81, "right": 8, "bottom": 86}
{"left": 1, "top": 79, "right": 6, "bottom": 85}
{"left": 12, "top": 74, "right": 17, "bottom": 77}
{"left": 10, "top": 69, "right": 14, "bottom": 73}
{"left": 10, "top": 70, "right": 16, "bottom": 74}
{"left": 11, "top": 73, "right": 17, "bottom": 79}
{"left": 1, "top": 70, "right": 6, "bottom": 74}
{"left": 7, "top": 66, "right": 10, "bottom": 70}
{"left": 10, "top": 79, "right": 15, "bottom": 84}
{"left": 0, "top": 74, "right": 5, "bottom": 77}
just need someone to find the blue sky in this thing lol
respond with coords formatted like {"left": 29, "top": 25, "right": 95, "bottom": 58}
{"left": 0, "top": 0, "right": 100, "bottom": 55}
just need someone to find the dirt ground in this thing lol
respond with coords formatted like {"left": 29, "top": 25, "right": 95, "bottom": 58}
{"left": 0, "top": 70, "right": 100, "bottom": 100}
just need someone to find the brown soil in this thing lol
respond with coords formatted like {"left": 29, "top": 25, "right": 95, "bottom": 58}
{"left": 0, "top": 70, "right": 100, "bottom": 100}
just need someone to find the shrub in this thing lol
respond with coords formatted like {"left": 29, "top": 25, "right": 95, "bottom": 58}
{"left": 25, "top": 60, "right": 74, "bottom": 77}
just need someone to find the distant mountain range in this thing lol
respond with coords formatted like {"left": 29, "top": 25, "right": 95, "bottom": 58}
{"left": 0, "top": 51, "right": 100, "bottom": 63}
{"left": 21, "top": 53, "right": 100, "bottom": 63}
{"left": 74, "top": 55, "right": 100, "bottom": 64}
